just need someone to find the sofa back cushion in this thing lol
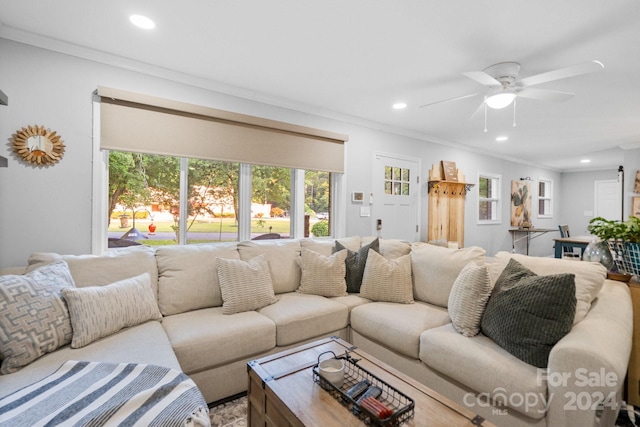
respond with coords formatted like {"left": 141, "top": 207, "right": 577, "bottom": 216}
{"left": 155, "top": 243, "right": 240, "bottom": 316}
{"left": 411, "top": 242, "right": 486, "bottom": 307}
{"left": 362, "top": 237, "right": 411, "bottom": 259}
{"left": 238, "top": 240, "right": 302, "bottom": 294}
{"left": 489, "top": 252, "right": 606, "bottom": 324}
{"left": 300, "top": 236, "right": 361, "bottom": 256}
{"left": 27, "top": 246, "right": 159, "bottom": 297}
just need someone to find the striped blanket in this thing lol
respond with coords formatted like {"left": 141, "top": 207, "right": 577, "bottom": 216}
{"left": 0, "top": 360, "right": 210, "bottom": 427}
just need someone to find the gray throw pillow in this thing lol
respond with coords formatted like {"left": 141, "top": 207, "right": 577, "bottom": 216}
{"left": 336, "top": 237, "right": 379, "bottom": 293}
{"left": 0, "top": 261, "right": 75, "bottom": 373}
{"left": 481, "top": 258, "right": 576, "bottom": 368}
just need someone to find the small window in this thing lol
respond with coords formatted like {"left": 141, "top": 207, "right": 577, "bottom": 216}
{"left": 538, "top": 179, "right": 553, "bottom": 218}
{"left": 478, "top": 173, "right": 501, "bottom": 224}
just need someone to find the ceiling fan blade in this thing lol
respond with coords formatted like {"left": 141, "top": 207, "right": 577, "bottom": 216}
{"left": 517, "top": 88, "right": 575, "bottom": 102}
{"left": 470, "top": 99, "right": 486, "bottom": 118}
{"left": 463, "top": 71, "right": 502, "bottom": 87}
{"left": 418, "top": 93, "right": 478, "bottom": 108}
{"left": 519, "top": 60, "right": 604, "bottom": 87}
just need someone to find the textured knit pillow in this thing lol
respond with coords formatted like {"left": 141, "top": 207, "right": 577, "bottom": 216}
{"left": 481, "top": 259, "right": 576, "bottom": 368}
{"left": 448, "top": 262, "right": 492, "bottom": 337}
{"left": 215, "top": 255, "right": 278, "bottom": 314}
{"left": 62, "top": 273, "right": 162, "bottom": 348}
{"left": 0, "top": 261, "right": 75, "bottom": 374}
{"left": 360, "top": 250, "right": 413, "bottom": 303}
{"left": 336, "top": 238, "right": 379, "bottom": 293}
{"left": 297, "top": 248, "right": 348, "bottom": 297}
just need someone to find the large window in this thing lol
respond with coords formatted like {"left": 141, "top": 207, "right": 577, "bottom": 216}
{"left": 538, "top": 178, "right": 553, "bottom": 218}
{"left": 107, "top": 151, "right": 332, "bottom": 246}
{"left": 478, "top": 173, "right": 502, "bottom": 224}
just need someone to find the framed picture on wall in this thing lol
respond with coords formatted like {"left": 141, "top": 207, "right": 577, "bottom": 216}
{"left": 633, "top": 196, "right": 640, "bottom": 219}
{"left": 510, "top": 180, "right": 532, "bottom": 227}
{"left": 352, "top": 192, "right": 364, "bottom": 202}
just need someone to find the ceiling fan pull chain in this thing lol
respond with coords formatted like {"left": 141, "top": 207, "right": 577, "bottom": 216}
{"left": 484, "top": 101, "right": 488, "bottom": 132}
{"left": 513, "top": 98, "right": 517, "bottom": 127}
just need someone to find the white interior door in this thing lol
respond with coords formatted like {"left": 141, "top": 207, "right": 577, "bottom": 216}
{"left": 373, "top": 153, "right": 420, "bottom": 242}
{"left": 594, "top": 179, "right": 622, "bottom": 221}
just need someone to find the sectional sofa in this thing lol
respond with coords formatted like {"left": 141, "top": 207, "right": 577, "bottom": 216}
{"left": 0, "top": 236, "right": 633, "bottom": 427}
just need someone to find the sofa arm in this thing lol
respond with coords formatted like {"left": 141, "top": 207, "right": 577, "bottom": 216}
{"left": 546, "top": 280, "right": 632, "bottom": 427}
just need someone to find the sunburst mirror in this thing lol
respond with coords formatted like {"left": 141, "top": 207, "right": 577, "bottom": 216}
{"left": 11, "top": 125, "right": 65, "bottom": 166}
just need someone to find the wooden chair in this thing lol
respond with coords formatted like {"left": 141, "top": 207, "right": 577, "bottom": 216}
{"left": 558, "top": 225, "right": 575, "bottom": 256}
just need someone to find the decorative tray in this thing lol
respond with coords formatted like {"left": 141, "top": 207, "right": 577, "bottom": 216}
{"left": 312, "top": 351, "right": 415, "bottom": 426}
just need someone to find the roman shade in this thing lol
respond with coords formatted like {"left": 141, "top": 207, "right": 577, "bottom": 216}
{"left": 97, "top": 86, "right": 347, "bottom": 173}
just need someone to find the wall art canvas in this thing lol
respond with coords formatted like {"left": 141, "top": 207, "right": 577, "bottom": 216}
{"left": 634, "top": 170, "right": 640, "bottom": 194}
{"left": 633, "top": 196, "right": 640, "bottom": 219}
{"left": 511, "top": 180, "right": 532, "bottom": 227}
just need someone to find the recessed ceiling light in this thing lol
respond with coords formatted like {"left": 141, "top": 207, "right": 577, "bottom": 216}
{"left": 495, "top": 136, "right": 508, "bottom": 142}
{"left": 392, "top": 102, "right": 407, "bottom": 110}
{"left": 130, "top": 14, "right": 155, "bottom": 30}
{"left": 580, "top": 159, "right": 591, "bottom": 163}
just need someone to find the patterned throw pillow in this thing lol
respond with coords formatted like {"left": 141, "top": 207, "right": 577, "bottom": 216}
{"left": 448, "top": 262, "right": 492, "bottom": 337}
{"left": 360, "top": 250, "right": 413, "bottom": 304}
{"left": 0, "top": 261, "right": 75, "bottom": 374}
{"left": 62, "top": 273, "right": 162, "bottom": 348}
{"left": 215, "top": 255, "right": 278, "bottom": 315}
{"left": 336, "top": 238, "right": 380, "bottom": 293}
{"left": 481, "top": 259, "right": 576, "bottom": 368}
{"left": 297, "top": 248, "right": 348, "bottom": 297}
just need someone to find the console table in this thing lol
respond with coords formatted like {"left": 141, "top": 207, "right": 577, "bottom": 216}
{"left": 508, "top": 228, "right": 557, "bottom": 255}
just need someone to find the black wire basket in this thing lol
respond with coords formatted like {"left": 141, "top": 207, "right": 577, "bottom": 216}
{"left": 312, "top": 351, "right": 415, "bottom": 426}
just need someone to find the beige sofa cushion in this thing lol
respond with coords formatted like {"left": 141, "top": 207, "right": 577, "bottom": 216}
{"left": 448, "top": 262, "right": 492, "bottom": 337}
{"left": 300, "top": 236, "right": 361, "bottom": 256}
{"left": 238, "top": 240, "right": 302, "bottom": 294}
{"left": 360, "top": 251, "right": 413, "bottom": 303}
{"left": 420, "top": 323, "right": 547, "bottom": 419}
{"left": 216, "top": 255, "right": 278, "bottom": 314}
{"left": 27, "top": 246, "right": 159, "bottom": 297}
{"left": 411, "top": 243, "right": 486, "bottom": 307}
{"left": 490, "top": 252, "right": 605, "bottom": 324}
{"left": 0, "top": 321, "right": 180, "bottom": 397}
{"left": 297, "top": 248, "right": 348, "bottom": 297}
{"left": 162, "top": 307, "right": 276, "bottom": 373}
{"left": 351, "top": 301, "right": 450, "bottom": 359}
{"left": 62, "top": 273, "right": 162, "bottom": 348}
{"left": 156, "top": 243, "right": 239, "bottom": 316}
{"left": 257, "top": 293, "right": 349, "bottom": 346}
{"left": 362, "top": 236, "right": 411, "bottom": 259}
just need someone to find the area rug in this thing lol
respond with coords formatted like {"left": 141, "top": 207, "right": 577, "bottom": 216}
{"left": 209, "top": 395, "right": 640, "bottom": 427}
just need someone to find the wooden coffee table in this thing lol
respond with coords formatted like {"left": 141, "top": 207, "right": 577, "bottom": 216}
{"left": 247, "top": 336, "right": 494, "bottom": 426}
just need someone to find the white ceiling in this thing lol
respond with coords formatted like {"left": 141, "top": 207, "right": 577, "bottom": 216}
{"left": 1, "top": 0, "right": 639, "bottom": 171}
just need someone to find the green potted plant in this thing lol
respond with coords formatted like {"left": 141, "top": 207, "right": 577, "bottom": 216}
{"left": 588, "top": 216, "right": 640, "bottom": 277}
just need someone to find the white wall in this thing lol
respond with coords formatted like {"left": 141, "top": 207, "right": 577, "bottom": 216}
{"left": 559, "top": 169, "right": 620, "bottom": 237}
{"left": 1, "top": 38, "right": 568, "bottom": 268}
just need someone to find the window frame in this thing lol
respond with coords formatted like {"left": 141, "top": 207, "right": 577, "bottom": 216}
{"left": 537, "top": 178, "right": 553, "bottom": 219}
{"left": 92, "top": 99, "right": 344, "bottom": 252}
{"left": 477, "top": 172, "right": 502, "bottom": 225}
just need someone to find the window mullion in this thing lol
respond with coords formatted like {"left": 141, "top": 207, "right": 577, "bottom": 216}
{"left": 238, "top": 163, "right": 252, "bottom": 241}
{"left": 291, "top": 169, "right": 305, "bottom": 239}
{"left": 179, "top": 157, "right": 189, "bottom": 244}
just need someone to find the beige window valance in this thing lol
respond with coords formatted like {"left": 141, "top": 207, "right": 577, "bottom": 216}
{"left": 97, "top": 86, "right": 347, "bottom": 173}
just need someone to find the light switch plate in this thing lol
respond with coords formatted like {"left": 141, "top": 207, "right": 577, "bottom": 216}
{"left": 360, "top": 206, "right": 371, "bottom": 217}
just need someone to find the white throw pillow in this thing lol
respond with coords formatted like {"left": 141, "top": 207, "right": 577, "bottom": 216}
{"left": 411, "top": 242, "right": 486, "bottom": 307}
{"left": 489, "top": 252, "right": 606, "bottom": 324}
{"left": 360, "top": 250, "right": 413, "bottom": 303}
{"left": 62, "top": 273, "right": 162, "bottom": 348}
{"left": 0, "top": 261, "right": 75, "bottom": 373}
{"left": 448, "top": 262, "right": 492, "bottom": 337}
{"left": 216, "top": 255, "right": 278, "bottom": 314}
{"left": 297, "top": 248, "right": 348, "bottom": 297}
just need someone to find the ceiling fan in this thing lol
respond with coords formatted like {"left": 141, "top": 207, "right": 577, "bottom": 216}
{"left": 419, "top": 60, "right": 604, "bottom": 113}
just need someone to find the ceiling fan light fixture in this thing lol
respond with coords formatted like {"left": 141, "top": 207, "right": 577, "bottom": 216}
{"left": 486, "top": 92, "right": 516, "bottom": 109}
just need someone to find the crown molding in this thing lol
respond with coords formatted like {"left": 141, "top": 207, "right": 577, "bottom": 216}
{"left": 0, "top": 24, "right": 562, "bottom": 173}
